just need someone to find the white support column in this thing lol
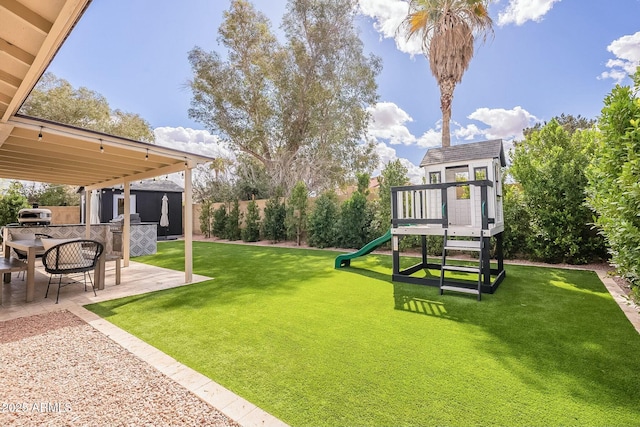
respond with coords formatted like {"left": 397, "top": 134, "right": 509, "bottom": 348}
{"left": 85, "top": 190, "right": 92, "bottom": 238}
{"left": 123, "top": 182, "right": 131, "bottom": 267}
{"left": 184, "top": 167, "right": 193, "bottom": 283}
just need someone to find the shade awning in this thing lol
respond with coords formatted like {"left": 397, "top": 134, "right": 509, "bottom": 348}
{"left": 0, "top": 115, "right": 213, "bottom": 189}
{"left": 0, "top": 0, "right": 200, "bottom": 284}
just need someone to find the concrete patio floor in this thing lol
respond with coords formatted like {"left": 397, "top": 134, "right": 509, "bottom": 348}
{"left": 0, "top": 259, "right": 288, "bottom": 427}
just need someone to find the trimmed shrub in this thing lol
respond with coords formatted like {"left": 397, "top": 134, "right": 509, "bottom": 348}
{"left": 199, "top": 199, "right": 214, "bottom": 238}
{"left": 225, "top": 200, "right": 242, "bottom": 241}
{"left": 212, "top": 205, "right": 227, "bottom": 238}
{"left": 337, "top": 192, "right": 374, "bottom": 249}
{"left": 242, "top": 200, "right": 261, "bottom": 242}
{"left": 307, "top": 190, "right": 340, "bottom": 248}
{"left": 502, "top": 184, "right": 531, "bottom": 259}
{"left": 263, "top": 196, "right": 287, "bottom": 243}
{"left": 286, "top": 181, "right": 309, "bottom": 246}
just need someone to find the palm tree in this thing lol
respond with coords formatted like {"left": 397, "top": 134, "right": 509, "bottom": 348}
{"left": 401, "top": 0, "right": 493, "bottom": 147}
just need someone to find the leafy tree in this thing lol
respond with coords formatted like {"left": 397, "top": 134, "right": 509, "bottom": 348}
{"left": 0, "top": 182, "right": 30, "bottom": 228}
{"left": 30, "top": 184, "right": 79, "bottom": 206}
{"left": 337, "top": 172, "right": 373, "bottom": 248}
{"left": 510, "top": 118, "right": 606, "bottom": 263}
{"left": 234, "top": 155, "right": 271, "bottom": 200}
{"left": 338, "top": 191, "right": 374, "bottom": 249}
{"left": 286, "top": 181, "right": 309, "bottom": 246}
{"left": 307, "top": 190, "right": 340, "bottom": 248}
{"left": 199, "top": 198, "right": 214, "bottom": 238}
{"left": 374, "top": 159, "right": 408, "bottom": 235}
{"left": 501, "top": 183, "right": 531, "bottom": 259}
{"left": 586, "top": 68, "right": 640, "bottom": 289}
{"left": 193, "top": 160, "right": 237, "bottom": 204}
{"left": 401, "top": 0, "right": 493, "bottom": 147}
{"left": 262, "top": 194, "right": 287, "bottom": 243}
{"left": 212, "top": 205, "right": 228, "bottom": 238}
{"left": 524, "top": 113, "right": 595, "bottom": 138}
{"left": 225, "top": 200, "right": 242, "bottom": 240}
{"left": 242, "top": 200, "right": 261, "bottom": 242}
{"left": 188, "top": 0, "right": 380, "bottom": 193}
{"left": 20, "top": 73, "right": 154, "bottom": 142}
{"left": 356, "top": 173, "right": 371, "bottom": 196}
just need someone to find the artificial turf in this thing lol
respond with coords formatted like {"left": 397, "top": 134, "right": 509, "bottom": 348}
{"left": 86, "top": 241, "right": 640, "bottom": 426}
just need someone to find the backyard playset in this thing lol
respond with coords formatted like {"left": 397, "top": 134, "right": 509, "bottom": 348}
{"left": 336, "top": 139, "right": 507, "bottom": 300}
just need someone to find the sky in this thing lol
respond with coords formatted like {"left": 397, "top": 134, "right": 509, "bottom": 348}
{"left": 44, "top": 0, "right": 640, "bottom": 183}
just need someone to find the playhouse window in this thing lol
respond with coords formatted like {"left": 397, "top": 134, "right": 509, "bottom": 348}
{"left": 455, "top": 172, "right": 470, "bottom": 200}
{"left": 429, "top": 172, "right": 441, "bottom": 184}
{"left": 474, "top": 167, "right": 487, "bottom": 181}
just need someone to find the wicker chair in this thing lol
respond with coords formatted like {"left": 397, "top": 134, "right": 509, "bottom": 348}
{"left": 42, "top": 240, "right": 104, "bottom": 304}
{"left": 12, "top": 233, "right": 52, "bottom": 280}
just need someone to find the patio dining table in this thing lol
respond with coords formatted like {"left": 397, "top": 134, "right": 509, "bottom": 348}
{"left": 3, "top": 239, "right": 106, "bottom": 302}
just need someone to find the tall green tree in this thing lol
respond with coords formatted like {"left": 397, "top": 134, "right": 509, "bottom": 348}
{"left": 286, "top": 181, "right": 309, "bottom": 246}
{"left": 20, "top": 72, "right": 154, "bottom": 142}
{"left": 262, "top": 194, "right": 287, "bottom": 243}
{"left": 30, "top": 184, "right": 80, "bottom": 206}
{"left": 225, "top": 200, "right": 242, "bottom": 241}
{"left": 199, "top": 198, "right": 214, "bottom": 238}
{"left": 586, "top": 68, "right": 640, "bottom": 288}
{"left": 510, "top": 118, "right": 606, "bottom": 264}
{"left": 188, "top": 0, "right": 381, "bottom": 193}
{"left": 374, "top": 160, "right": 408, "bottom": 235}
{"left": 524, "top": 113, "right": 595, "bottom": 138}
{"left": 242, "top": 199, "right": 262, "bottom": 242}
{"left": 401, "top": 0, "right": 493, "bottom": 147}
{"left": 338, "top": 183, "right": 374, "bottom": 248}
{"left": 0, "top": 182, "right": 30, "bottom": 228}
{"left": 307, "top": 190, "right": 340, "bottom": 248}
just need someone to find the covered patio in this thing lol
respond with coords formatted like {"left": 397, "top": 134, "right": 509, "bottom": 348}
{"left": 1, "top": 0, "right": 212, "bottom": 298}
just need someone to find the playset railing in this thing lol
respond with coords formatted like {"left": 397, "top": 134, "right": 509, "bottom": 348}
{"left": 391, "top": 180, "right": 494, "bottom": 230}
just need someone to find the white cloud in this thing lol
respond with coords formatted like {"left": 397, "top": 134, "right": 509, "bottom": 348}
{"left": 358, "top": 0, "right": 427, "bottom": 56}
{"left": 153, "top": 127, "right": 234, "bottom": 159}
{"left": 416, "top": 129, "right": 442, "bottom": 148}
{"left": 374, "top": 142, "right": 423, "bottom": 184}
{"left": 453, "top": 123, "right": 483, "bottom": 140}
{"left": 497, "top": 0, "right": 561, "bottom": 26}
{"left": 375, "top": 141, "right": 398, "bottom": 165}
{"left": 360, "top": 0, "right": 559, "bottom": 57}
{"left": 368, "top": 102, "right": 416, "bottom": 145}
{"left": 599, "top": 31, "right": 640, "bottom": 84}
{"left": 467, "top": 106, "right": 538, "bottom": 140}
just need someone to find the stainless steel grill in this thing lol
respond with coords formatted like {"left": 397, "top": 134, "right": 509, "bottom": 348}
{"left": 17, "top": 208, "right": 52, "bottom": 225}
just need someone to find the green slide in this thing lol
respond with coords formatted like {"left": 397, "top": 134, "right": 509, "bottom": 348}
{"left": 334, "top": 229, "right": 392, "bottom": 269}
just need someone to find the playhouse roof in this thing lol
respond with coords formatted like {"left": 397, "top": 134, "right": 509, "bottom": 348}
{"left": 420, "top": 139, "right": 506, "bottom": 168}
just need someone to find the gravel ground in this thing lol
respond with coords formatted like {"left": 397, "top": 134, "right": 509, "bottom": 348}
{"left": 0, "top": 310, "right": 240, "bottom": 427}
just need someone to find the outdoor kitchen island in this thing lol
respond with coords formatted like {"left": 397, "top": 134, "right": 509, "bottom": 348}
{"left": 2, "top": 223, "right": 157, "bottom": 257}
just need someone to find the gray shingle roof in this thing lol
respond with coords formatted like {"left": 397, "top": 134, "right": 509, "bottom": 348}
{"left": 419, "top": 139, "right": 506, "bottom": 167}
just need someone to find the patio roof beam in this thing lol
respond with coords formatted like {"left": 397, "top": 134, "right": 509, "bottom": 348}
{"left": 1, "top": 0, "right": 90, "bottom": 122}
{"left": 3, "top": 136, "right": 170, "bottom": 174}
{"left": 84, "top": 163, "right": 190, "bottom": 191}
{"left": 2, "top": 0, "right": 54, "bottom": 34}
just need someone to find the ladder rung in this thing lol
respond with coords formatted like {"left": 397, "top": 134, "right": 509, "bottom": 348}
{"left": 440, "top": 285, "right": 480, "bottom": 295}
{"left": 444, "top": 240, "right": 482, "bottom": 251}
{"left": 442, "top": 265, "right": 479, "bottom": 273}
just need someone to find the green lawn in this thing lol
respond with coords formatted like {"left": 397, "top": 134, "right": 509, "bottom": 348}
{"left": 86, "top": 241, "right": 640, "bottom": 427}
